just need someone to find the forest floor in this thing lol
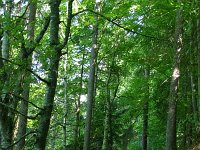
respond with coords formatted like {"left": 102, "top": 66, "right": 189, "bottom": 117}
{"left": 189, "top": 143, "right": 200, "bottom": 150}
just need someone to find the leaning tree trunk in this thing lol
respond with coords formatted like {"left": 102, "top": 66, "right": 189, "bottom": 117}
{"left": 83, "top": 1, "right": 99, "bottom": 149}
{"left": 36, "top": 0, "right": 73, "bottom": 149}
{"left": 166, "top": 1, "right": 183, "bottom": 149}
{"left": 15, "top": 1, "right": 37, "bottom": 149}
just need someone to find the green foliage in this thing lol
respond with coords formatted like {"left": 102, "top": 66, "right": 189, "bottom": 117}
{"left": 0, "top": 0, "right": 199, "bottom": 149}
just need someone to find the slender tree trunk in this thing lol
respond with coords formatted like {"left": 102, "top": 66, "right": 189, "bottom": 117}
{"left": 14, "top": 1, "right": 37, "bottom": 149}
{"left": 63, "top": 54, "right": 68, "bottom": 150}
{"left": 121, "top": 126, "right": 133, "bottom": 150}
{"left": 74, "top": 53, "right": 84, "bottom": 150}
{"left": 83, "top": 1, "right": 99, "bottom": 149}
{"left": 182, "top": 70, "right": 193, "bottom": 148}
{"left": 36, "top": 0, "right": 73, "bottom": 149}
{"left": 102, "top": 53, "right": 118, "bottom": 150}
{"left": 197, "top": 16, "right": 200, "bottom": 122}
{"left": 190, "top": 22, "right": 199, "bottom": 122}
{"left": 1, "top": 0, "right": 11, "bottom": 60}
{"left": 166, "top": 1, "right": 183, "bottom": 149}
{"left": 0, "top": 1, "right": 13, "bottom": 149}
{"left": 142, "top": 68, "right": 149, "bottom": 150}
{"left": 102, "top": 72, "right": 112, "bottom": 150}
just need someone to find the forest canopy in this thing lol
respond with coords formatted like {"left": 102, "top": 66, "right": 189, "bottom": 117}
{"left": 0, "top": 0, "right": 200, "bottom": 150}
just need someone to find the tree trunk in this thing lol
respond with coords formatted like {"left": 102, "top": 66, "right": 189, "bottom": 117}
{"left": 14, "top": 1, "right": 37, "bottom": 149}
{"left": 102, "top": 53, "right": 119, "bottom": 150}
{"left": 36, "top": 0, "right": 73, "bottom": 149}
{"left": 121, "top": 126, "right": 133, "bottom": 150}
{"left": 36, "top": 0, "right": 61, "bottom": 148}
{"left": 102, "top": 75, "right": 111, "bottom": 150}
{"left": 63, "top": 53, "right": 68, "bottom": 150}
{"left": 83, "top": 1, "right": 99, "bottom": 149}
{"left": 166, "top": 1, "right": 183, "bottom": 149}
{"left": 197, "top": 17, "right": 200, "bottom": 122}
{"left": 74, "top": 53, "right": 84, "bottom": 150}
{"left": 0, "top": 1, "right": 14, "bottom": 149}
{"left": 190, "top": 21, "right": 199, "bottom": 122}
{"left": 142, "top": 68, "right": 149, "bottom": 150}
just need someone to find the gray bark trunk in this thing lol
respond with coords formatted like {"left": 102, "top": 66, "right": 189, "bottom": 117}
{"left": 83, "top": 1, "right": 99, "bottom": 149}
{"left": 166, "top": 1, "right": 183, "bottom": 149}
{"left": 36, "top": 0, "right": 73, "bottom": 149}
{"left": 36, "top": 0, "right": 61, "bottom": 148}
{"left": 14, "top": 1, "right": 37, "bottom": 149}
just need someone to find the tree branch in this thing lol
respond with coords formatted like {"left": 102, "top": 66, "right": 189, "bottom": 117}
{"left": 59, "top": 0, "right": 74, "bottom": 52}
{"left": 35, "top": 16, "right": 50, "bottom": 44}
{"left": 10, "top": 93, "right": 43, "bottom": 110}
{"left": 0, "top": 101, "right": 40, "bottom": 120}
{"left": 0, "top": 57, "right": 50, "bottom": 85}
{"left": 6, "top": 130, "right": 36, "bottom": 149}
{"left": 73, "top": 9, "right": 164, "bottom": 40}
{"left": 26, "top": 16, "right": 50, "bottom": 55}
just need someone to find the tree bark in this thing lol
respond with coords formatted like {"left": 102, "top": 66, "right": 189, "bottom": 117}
{"left": 190, "top": 20, "right": 199, "bottom": 122}
{"left": 74, "top": 53, "right": 84, "bottom": 150}
{"left": 142, "top": 68, "right": 149, "bottom": 150}
{"left": 121, "top": 126, "right": 133, "bottom": 150}
{"left": 36, "top": 0, "right": 73, "bottom": 149}
{"left": 14, "top": 1, "right": 37, "bottom": 149}
{"left": 83, "top": 1, "right": 99, "bottom": 149}
{"left": 102, "top": 69, "right": 112, "bottom": 150}
{"left": 197, "top": 16, "right": 200, "bottom": 122}
{"left": 166, "top": 1, "right": 183, "bottom": 149}
{"left": 102, "top": 53, "right": 119, "bottom": 150}
{"left": 36, "top": 0, "right": 61, "bottom": 148}
{"left": 63, "top": 54, "right": 68, "bottom": 150}
{"left": 0, "top": 1, "right": 14, "bottom": 149}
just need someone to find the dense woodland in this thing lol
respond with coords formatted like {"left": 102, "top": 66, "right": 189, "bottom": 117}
{"left": 0, "top": 0, "right": 199, "bottom": 149}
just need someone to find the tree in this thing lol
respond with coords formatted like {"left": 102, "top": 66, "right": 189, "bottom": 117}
{"left": 166, "top": 0, "right": 183, "bottom": 149}
{"left": 36, "top": 0, "right": 74, "bottom": 149}
{"left": 142, "top": 67, "right": 150, "bottom": 150}
{"left": 15, "top": 1, "right": 37, "bottom": 149}
{"left": 83, "top": 0, "right": 100, "bottom": 149}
